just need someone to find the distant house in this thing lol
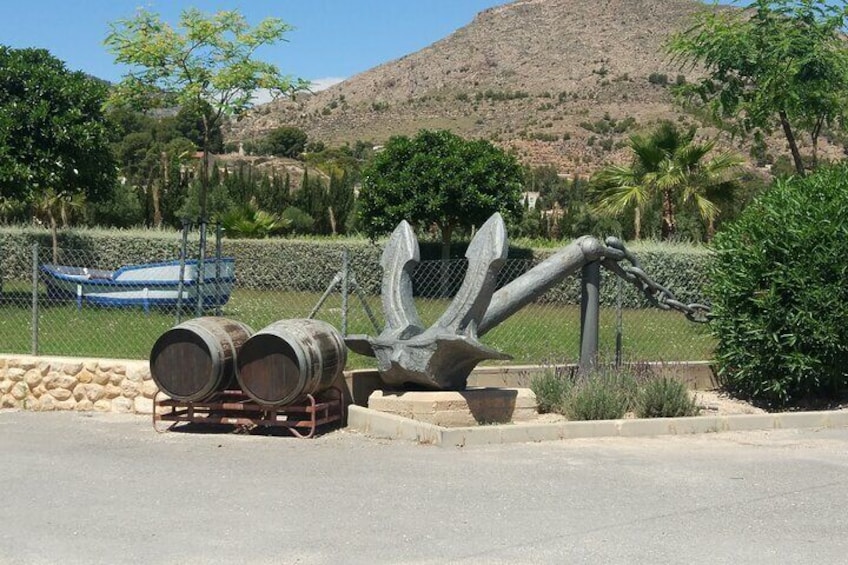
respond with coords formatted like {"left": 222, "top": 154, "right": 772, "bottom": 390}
{"left": 522, "top": 191, "right": 540, "bottom": 209}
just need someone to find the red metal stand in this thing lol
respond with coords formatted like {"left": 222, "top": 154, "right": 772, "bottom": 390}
{"left": 153, "top": 386, "right": 344, "bottom": 438}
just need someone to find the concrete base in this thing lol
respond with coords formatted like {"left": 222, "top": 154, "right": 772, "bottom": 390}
{"left": 368, "top": 387, "right": 537, "bottom": 427}
{"left": 348, "top": 405, "right": 848, "bottom": 447}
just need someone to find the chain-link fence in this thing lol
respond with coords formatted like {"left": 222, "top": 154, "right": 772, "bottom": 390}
{"left": 0, "top": 243, "right": 715, "bottom": 367}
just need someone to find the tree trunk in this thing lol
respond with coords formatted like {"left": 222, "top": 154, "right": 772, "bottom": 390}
{"left": 60, "top": 200, "right": 69, "bottom": 228}
{"left": 779, "top": 110, "right": 805, "bottom": 177}
{"left": 200, "top": 116, "right": 211, "bottom": 221}
{"left": 328, "top": 206, "right": 337, "bottom": 236}
{"left": 154, "top": 151, "right": 166, "bottom": 229}
{"left": 810, "top": 115, "right": 824, "bottom": 171}
{"left": 634, "top": 206, "right": 641, "bottom": 241}
{"left": 661, "top": 189, "right": 676, "bottom": 240}
{"left": 49, "top": 211, "right": 58, "bottom": 265}
{"left": 440, "top": 222, "right": 454, "bottom": 298}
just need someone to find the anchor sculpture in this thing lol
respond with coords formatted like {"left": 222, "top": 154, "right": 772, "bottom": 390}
{"left": 345, "top": 213, "right": 708, "bottom": 390}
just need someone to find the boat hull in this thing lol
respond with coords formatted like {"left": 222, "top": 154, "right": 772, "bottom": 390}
{"left": 40, "top": 259, "right": 235, "bottom": 309}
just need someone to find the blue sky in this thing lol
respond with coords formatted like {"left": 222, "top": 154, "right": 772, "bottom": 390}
{"left": 0, "top": 0, "right": 512, "bottom": 89}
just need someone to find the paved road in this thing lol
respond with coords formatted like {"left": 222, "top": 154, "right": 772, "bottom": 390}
{"left": 1, "top": 411, "right": 847, "bottom": 565}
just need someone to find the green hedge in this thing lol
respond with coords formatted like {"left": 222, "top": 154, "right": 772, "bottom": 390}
{"left": 0, "top": 227, "right": 709, "bottom": 308}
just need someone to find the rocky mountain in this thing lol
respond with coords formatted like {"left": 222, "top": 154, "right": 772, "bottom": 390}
{"left": 226, "top": 0, "right": 830, "bottom": 175}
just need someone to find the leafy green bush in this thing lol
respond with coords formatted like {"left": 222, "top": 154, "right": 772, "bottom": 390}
{"left": 280, "top": 206, "right": 315, "bottom": 235}
{"left": 530, "top": 367, "right": 572, "bottom": 413}
{"left": 564, "top": 369, "right": 636, "bottom": 420}
{"left": 635, "top": 377, "right": 700, "bottom": 418}
{"left": 708, "top": 164, "right": 848, "bottom": 407}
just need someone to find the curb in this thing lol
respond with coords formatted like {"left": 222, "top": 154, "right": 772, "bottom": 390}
{"left": 346, "top": 405, "right": 848, "bottom": 447}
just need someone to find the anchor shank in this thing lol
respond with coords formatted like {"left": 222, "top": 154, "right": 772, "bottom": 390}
{"left": 479, "top": 236, "right": 605, "bottom": 336}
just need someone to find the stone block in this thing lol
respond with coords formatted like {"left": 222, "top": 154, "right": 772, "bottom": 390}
{"left": 93, "top": 400, "right": 112, "bottom": 412}
{"left": 368, "top": 388, "right": 538, "bottom": 427}
{"left": 24, "top": 369, "right": 42, "bottom": 388}
{"left": 120, "top": 380, "right": 140, "bottom": 399}
{"left": 76, "top": 370, "right": 94, "bottom": 384}
{"left": 112, "top": 397, "right": 133, "bottom": 413}
{"left": 0, "top": 380, "right": 13, "bottom": 394}
{"left": 109, "top": 373, "right": 124, "bottom": 385}
{"left": 11, "top": 382, "right": 29, "bottom": 401}
{"left": 44, "top": 374, "right": 77, "bottom": 391}
{"left": 142, "top": 380, "right": 159, "bottom": 399}
{"left": 39, "top": 395, "right": 56, "bottom": 412}
{"left": 54, "top": 398, "right": 77, "bottom": 411}
{"left": 103, "top": 384, "right": 122, "bottom": 399}
{"left": 24, "top": 397, "right": 41, "bottom": 411}
{"left": 75, "top": 399, "right": 94, "bottom": 411}
{"left": 61, "top": 362, "right": 83, "bottom": 376}
{"left": 92, "top": 371, "right": 110, "bottom": 386}
{"left": 73, "top": 383, "right": 104, "bottom": 402}
{"left": 47, "top": 388, "right": 72, "bottom": 401}
{"left": 5, "top": 368, "right": 25, "bottom": 382}
{"left": 134, "top": 396, "right": 153, "bottom": 414}
{"left": 126, "top": 365, "right": 148, "bottom": 382}
{"left": 1, "top": 394, "right": 18, "bottom": 408}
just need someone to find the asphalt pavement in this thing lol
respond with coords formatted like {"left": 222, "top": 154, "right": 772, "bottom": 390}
{"left": 1, "top": 411, "right": 847, "bottom": 564}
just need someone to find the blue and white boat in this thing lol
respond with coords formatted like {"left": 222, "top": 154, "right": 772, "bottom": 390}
{"left": 40, "top": 258, "right": 236, "bottom": 309}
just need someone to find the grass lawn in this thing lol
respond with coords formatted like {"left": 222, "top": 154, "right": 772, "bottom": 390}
{"left": 0, "top": 285, "right": 715, "bottom": 366}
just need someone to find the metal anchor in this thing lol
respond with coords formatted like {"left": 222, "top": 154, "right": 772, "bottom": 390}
{"left": 346, "top": 213, "right": 510, "bottom": 390}
{"left": 346, "top": 213, "right": 710, "bottom": 390}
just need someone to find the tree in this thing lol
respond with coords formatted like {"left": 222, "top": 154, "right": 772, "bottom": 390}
{"left": 0, "top": 46, "right": 116, "bottom": 258}
{"left": 668, "top": 0, "right": 848, "bottom": 176}
{"left": 0, "top": 46, "right": 115, "bottom": 209}
{"left": 264, "top": 126, "right": 308, "bottom": 158}
{"left": 592, "top": 123, "right": 741, "bottom": 240}
{"left": 108, "top": 108, "right": 195, "bottom": 228}
{"left": 105, "top": 7, "right": 308, "bottom": 223}
{"left": 359, "top": 130, "right": 524, "bottom": 260}
{"left": 174, "top": 100, "right": 224, "bottom": 154}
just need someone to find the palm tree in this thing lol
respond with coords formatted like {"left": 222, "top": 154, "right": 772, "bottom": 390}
{"left": 32, "top": 189, "right": 85, "bottom": 264}
{"left": 592, "top": 122, "right": 741, "bottom": 240}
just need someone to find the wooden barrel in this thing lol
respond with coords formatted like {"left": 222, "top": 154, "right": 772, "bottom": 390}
{"left": 236, "top": 319, "right": 347, "bottom": 406}
{"left": 149, "top": 317, "right": 254, "bottom": 402}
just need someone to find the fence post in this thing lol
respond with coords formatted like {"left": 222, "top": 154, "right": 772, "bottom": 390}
{"left": 579, "top": 261, "right": 600, "bottom": 373}
{"left": 31, "top": 244, "right": 39, "bottom": 356}
{"left": 615, "top": 274, "right": 623, "bottom": 368}
{"left": 214, "top": 222, "right": 223, "bottom": 317}
{"left": 341, "top": 249, "right": 350, "bottom": 336}
{"left": 175, "top": 220, "right": 189, "bottom": 325}
{"left": 196, "top": 219, "right": 207, "bottom": 317}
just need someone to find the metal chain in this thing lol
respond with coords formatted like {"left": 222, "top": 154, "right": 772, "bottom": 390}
{"left": 601, "top": 238, "right": 712, "bottom": 323}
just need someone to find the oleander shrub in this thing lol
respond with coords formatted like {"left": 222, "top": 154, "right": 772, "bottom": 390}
{"left": 708, "top": 164, "right": 848, "bottom": 407}
{"left": 635, "top": 377, "right": 700, "bottom": 418}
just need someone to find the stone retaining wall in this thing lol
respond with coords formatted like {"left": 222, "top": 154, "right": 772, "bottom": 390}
{"left": 0, "top": 355, "right": 155, "bottom": 414}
